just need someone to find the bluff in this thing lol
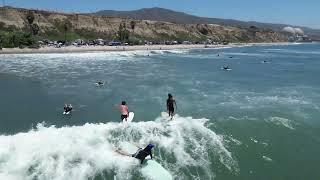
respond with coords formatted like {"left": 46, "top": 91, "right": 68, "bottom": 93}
{"left": 0, "top": 6, "right": 288, "bottom": 46}
{"left": 96, "top": 7, "right": 320, "bottom": 40}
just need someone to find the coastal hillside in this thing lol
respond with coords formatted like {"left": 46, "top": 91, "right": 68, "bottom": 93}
{"left": 96, "top": 7, "right": 320, "bottom": 40}
{"left": 0, "top": 6, "right": 288, "bottom": 48}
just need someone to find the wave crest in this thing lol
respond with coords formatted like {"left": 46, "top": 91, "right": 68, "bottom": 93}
{"left": 0, "top": 115, "right": 238, "bottom": 180}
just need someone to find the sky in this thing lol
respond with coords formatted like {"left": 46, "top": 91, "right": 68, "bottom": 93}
{"left": 2, "top": 0, "right": 320, "bottom": 29}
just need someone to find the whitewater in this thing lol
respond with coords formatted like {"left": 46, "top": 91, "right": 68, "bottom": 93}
{"left": 0, "top": 43, "right": 320, "bottom": 179}
{"left": 0, "top": 115, "right": 238, "bottom": 180}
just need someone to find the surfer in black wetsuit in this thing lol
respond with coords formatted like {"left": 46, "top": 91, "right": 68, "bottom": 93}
{"left": 222, "top": 66, "right": 231, "bottom": 70}
{"left": 96, "top": 81, "right": 104, "bottom": 86}
{"left": 64, "top": 104, "right": 73, "bottom": 113}
{"left": 132, "top": 144, "right": 154, "bottom": 164}
{"left": 167, "top": 93, "right": 177, "bottom": 120}
{"left": 115, "top": 144, "right": 154, "bottom": 164}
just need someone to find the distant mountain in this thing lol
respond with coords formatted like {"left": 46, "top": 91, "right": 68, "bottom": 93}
{"left": 95, "top": 7, "right": 320, "bottom": 40}
{"left": 0, "top": 6, "right": 290, "bottom": 46}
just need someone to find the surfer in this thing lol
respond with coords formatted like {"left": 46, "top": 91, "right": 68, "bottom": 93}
{"left": 115, "top": 144, "right": 154, "bottom": 164}
{"left": 222, "top": 66, "right": 231, "bottom": 70}
{"left": 64, "top": 104, "right": 73, "bottom": 113}
{"left": 167, "top": 94, "right": 177, "bottom": 120}
{"left": 95, "top": 81, "right": 104, "bottom": 86}
{"left": 119, "top": 101, "right": 129, "bottom": 121}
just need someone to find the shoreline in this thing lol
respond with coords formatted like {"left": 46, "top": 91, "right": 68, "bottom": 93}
{"left": 0, "top": 42, "right": 295, "bottom": 55}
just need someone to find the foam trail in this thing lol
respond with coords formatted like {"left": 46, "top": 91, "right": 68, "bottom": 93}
{"left": 267, "top": 117, "right": 295, "bottom": 130}
{"left": 0, "top": 115, "right": 238, "bottom": 180}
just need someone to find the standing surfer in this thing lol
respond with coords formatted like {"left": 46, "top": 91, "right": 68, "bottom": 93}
{"left": 166, "top": 94, "right": 177, "bottom": 120}
{"left": 119, "top": 101, "right": 129, "bottom": 121}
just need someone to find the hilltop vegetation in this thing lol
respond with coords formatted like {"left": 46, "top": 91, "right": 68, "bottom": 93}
{"left": 96, "top": 7, "right": 320, "bottom": 40}
{"left": 0, "top": 6, "right": 288, "bottom": 48}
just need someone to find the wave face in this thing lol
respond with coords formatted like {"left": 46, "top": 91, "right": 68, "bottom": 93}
{"left": 0, "top": 115, "right": 238, "bottom": 180}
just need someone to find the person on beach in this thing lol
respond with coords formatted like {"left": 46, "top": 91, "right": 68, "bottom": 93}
{"left": 167, "top": 93, "right": 177, "bottom": 120}
{"left": 119, "top": 101, "right": 129, "bottom": 121}
{"left": 115, "top": 144, "right": 154, "bottom": 164}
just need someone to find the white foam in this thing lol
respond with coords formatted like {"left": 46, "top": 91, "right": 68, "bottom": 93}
{"left": 0, "top": 115, "right": 238, "bottom": 180}
{"left": 263, "top": 49, "right": 320, "bottom": 55}
{"left": 250, "top": 138, "right": 259, "bottom": 143}
{"left": 262, "top": 156, "right": 273, "bottom": 162}
{"left": 267, "top": 117, "right": 295, "bottom": 130}
{"left": 222, "top": 52, "right": 266, "bottom": 57}
{"left": 245, "top": 95, "right": 310, "bottom": 106}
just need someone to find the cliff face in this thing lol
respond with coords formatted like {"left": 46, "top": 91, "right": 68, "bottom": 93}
{"left": 0, "top": 7, "right": 288, "bottom": 42}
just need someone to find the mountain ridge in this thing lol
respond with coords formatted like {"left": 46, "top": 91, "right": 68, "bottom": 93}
{"left": 0, "top": 6, "right": 293, "bottom": 47}
{"left": 95, "top": 7, "right": 320, "bottom": 40}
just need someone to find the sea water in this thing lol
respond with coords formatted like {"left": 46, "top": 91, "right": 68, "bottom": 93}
{"left": 0, "top": 43, "right": 320, "bottom": 180}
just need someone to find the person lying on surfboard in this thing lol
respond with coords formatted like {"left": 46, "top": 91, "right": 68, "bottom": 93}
{"left": 119, "top": 101, "right": 129, "bottom": 121}
{"left": 97, "top": 81, "right": 104, "bottom": 85}
{"left": 222, "top": 66, "right": 231, "bottom": 70}
{"left": 115, "top": 144, "right": 154, "bottom": 164}
{"left": 167, "top": 94, "right": 177, "bottom": 120}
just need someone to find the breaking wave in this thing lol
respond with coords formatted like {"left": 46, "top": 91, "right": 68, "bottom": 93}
{"left": 0, "top": 115, "right": 238, "bottom": 180}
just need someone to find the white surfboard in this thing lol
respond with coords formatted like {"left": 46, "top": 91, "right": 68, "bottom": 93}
{"left": 123, "top": 112, "right": 134, "bottom": 123}
{"left": 221, "top": 67, "right": 232, "bottom": 71}
{"left": 161, "top": 112, "right": 170, "bottom": 118}
{"left": 161, "top": 112, "right": 174, "bottom": 120}
{"left": 63, "top": 111, "right": 71, "bottom": 115}
{"left": 95, "top": 82, "right": 105, "bottom": 86}
{"left": 120, "top": 142, "right": 173, "bottom": 180}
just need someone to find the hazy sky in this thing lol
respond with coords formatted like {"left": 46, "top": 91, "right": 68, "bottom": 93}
{"left": 2, "top": 0, "right": 320, "bottom": 29}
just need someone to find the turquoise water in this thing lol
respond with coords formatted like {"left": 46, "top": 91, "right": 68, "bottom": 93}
{"left": 0, "top": 43, "right": 320, "bottom": 179}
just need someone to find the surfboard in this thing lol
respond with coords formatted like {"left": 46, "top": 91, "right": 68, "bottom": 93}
{"left": 122, "top": 112, "right": 134, "bottom": 123}
{"left": 161, "top": 112, "right": 170, "bottom": 118}
{"left": 221, "top": 67, "right": 232, "bottom": 71}
{"left": 63, "top": 111, "right": 71, "bottom": 115}
{"left": 120, "top": 142, "right": 173, "bottom": 180}
{"left": 94, "top": 83, "right": 104, "bottom": 86}
{"left": 161, "top": 112, "right": 174, "bottom": 120}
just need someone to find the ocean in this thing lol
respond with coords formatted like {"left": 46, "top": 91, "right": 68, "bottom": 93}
{"left": 0, "top": 43, "right": 319, "bottom": 180}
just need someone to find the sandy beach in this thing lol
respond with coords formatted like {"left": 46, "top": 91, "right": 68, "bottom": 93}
{"left": 0, "top": 42, "right": 293, "bottom": 54}
{"left": 0, "top": 44, "right": 226, "bottom": 54}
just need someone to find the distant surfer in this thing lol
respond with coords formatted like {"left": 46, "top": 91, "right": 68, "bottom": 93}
{"left": 63, "top": 104, "right": 73, "bottom": 114}
{"left": 115, "top": 144, "right": 154, "bottom": 164}
{"left": 119, "top": 101, "right": 129, "bottom": 121}
{"left": 222, "top": 66, "right": 231, "bottom": 71}
{"left": 95, "top": 81, "right": 105, "bottom": 86}
{"left": 167, "top": 94, "right": 177, "bottom": 120}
